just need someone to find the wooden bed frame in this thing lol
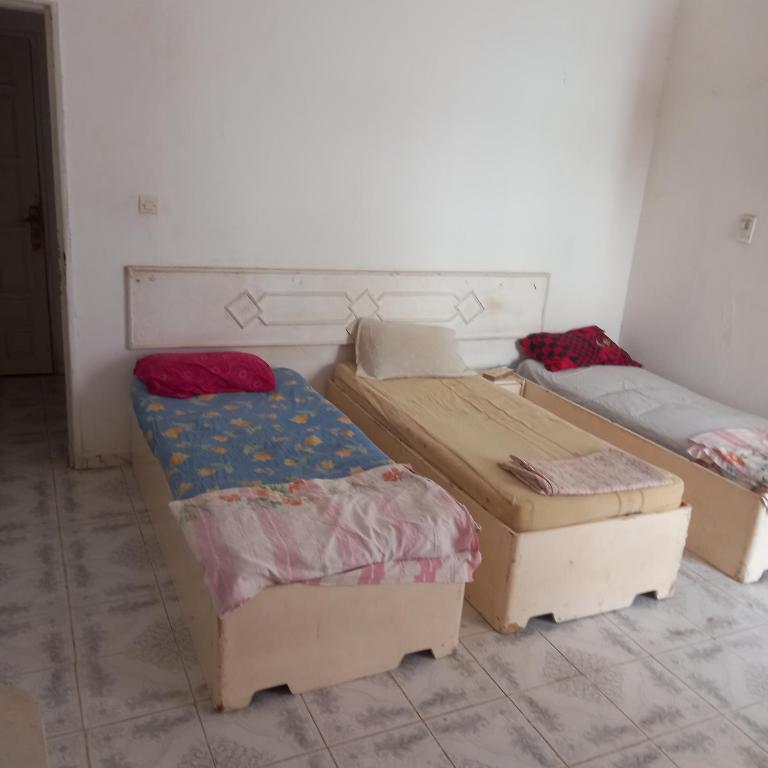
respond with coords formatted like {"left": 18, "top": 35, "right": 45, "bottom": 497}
{"left": 521, "top": 379, "right": 768, "bottom": 584}
{"left": 326, "top": 379, "right": 692, "bottom": 634}
{"left": 123, "top": 266, "right": 692, "bottom": 637}
{"left": 124, "top": 267, "right": 555, "bottom": 708}
{"left": 131, "top": 415, "right": 464, "bottom": 710}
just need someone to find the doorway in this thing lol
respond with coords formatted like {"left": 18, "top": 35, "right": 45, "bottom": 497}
{"left": 0, "top": 4, "right": 69, "bottom": 465}
{"left": 0, "top": 5, "right": 63, "bottom": 377}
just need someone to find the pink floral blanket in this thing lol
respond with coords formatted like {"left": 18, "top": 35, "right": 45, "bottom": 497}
{"left": 169, "top": 464, "right": 481, "bottom": 614}
{"left": 688, "top": 429, "right": 768, "bottom": 502}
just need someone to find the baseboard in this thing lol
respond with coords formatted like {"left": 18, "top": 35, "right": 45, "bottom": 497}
{"left": 72, "top": 451, "right": 131, "bottom": 470}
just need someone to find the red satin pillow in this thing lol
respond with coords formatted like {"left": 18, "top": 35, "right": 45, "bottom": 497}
{"left": 134, "top": 352, "right": 276, "bottom": 398}
{"left": 519, "top": 325, "right": 641, "bottom": 372}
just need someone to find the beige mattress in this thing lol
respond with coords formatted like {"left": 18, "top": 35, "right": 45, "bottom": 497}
{"left": 332, "top": 363, "right": 684, "bottom": 532}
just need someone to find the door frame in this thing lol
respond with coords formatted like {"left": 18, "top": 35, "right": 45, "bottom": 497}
{"left": 0, "top": 1, "right": 74, "bottom": 464}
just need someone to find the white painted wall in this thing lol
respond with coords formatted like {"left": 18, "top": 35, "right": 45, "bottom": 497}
{"left": 622, "top": 0, "right": 768, "bottom": 418}
{"left": 46, "top": 0, "right": 677, "bottom": 464}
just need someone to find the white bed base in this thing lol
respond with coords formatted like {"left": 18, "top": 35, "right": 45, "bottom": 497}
{"left": 326, "top": 380, "right": 692, "bottom": 633}
{"left": 124, "top": 265, "right": 692, "bottom": 634}
{"left": 131, "top": 415, "right": 464, "bottom": 710}
{"left": 522, "top": 380, "right": 768, "bottom": 584}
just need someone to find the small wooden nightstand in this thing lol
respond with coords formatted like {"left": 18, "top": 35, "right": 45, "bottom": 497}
{"left": 480, "top": 367, "right": 525, "bottom": 396}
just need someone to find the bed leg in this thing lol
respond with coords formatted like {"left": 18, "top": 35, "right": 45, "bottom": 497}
{"left": 430, "top": 642, "right": 460, "bottom": 659}
{"left": 215, "top": 687, "right": 255, "bottom": 713}
{"left": 651, "top": 582, "right": 676, "bottom": 600}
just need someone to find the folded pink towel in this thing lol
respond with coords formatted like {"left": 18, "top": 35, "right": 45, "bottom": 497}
{"left": 499, "top": 448, "right": 668, "bottom": 496}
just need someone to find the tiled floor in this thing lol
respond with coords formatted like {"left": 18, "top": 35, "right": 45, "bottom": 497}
{"left": 2, "top": 375, "right": 768, "bottom": 767}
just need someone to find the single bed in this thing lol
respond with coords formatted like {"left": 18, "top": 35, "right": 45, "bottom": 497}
{"left": 327, "top": 363, "right": 691, "bottom": 633}
{"left": 517, "top": 359, "right": 768, "bottom": 582}
{"left": 131, "top": 368, "right": 467, "bottom": 710}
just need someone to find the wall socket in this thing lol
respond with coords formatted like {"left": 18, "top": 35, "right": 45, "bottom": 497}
{"left": 138, "top": 194, "right": 159, "bottom": 216}
{"left": 737, "top": 214, "right": 757, "bottom": 245}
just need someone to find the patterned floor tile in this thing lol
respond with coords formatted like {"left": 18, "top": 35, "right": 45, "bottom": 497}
{"left": 46, "top": 419, "right": 69, "bottom": 436}
{"left": 49, "top": 432, "right": 70, "bottom": 465}
{"left": 462, "top": 626, "right": 576, "bottom": 694}
{"left": 157, "top": 572, "right": 187, "bottom": 630}
{"left": 59, "top": 502, "right": 136, "bottom": 530}
{"left": 56, "top": 467, "right": 135, "bottom": 527}
{"left": 271, "top": 752, "right": 336, "bottom": 768}
{"left": 591, "top": 657, "right": 715, "bottom": 737}
{"left": 535, "top": 615, "right": 645, "bottom": 674}
{"left": 0, "top": 527, "right": 63, "bottom": 576}
{"left": 198, "top": 691, "right": 323, "bottom": 767}
{"left": 135, "top": 505, "right": 153, "bottom": 527}
{"left": 78, "top": 649, "right": 192, "bottom": 727}
{"left": 62, "top": 519, "right": 145, "bottom": 562}
{"left": 45, "top": 402, "right": 68, "bottom": 432}
{"left": 655, "top": 717, "right": 768, "bottom": 767}
{"left": 332, "top": 722, "right": 452, "bottom": 768}
{"left": 460, "top": 601, "right": 492, "bottom": 638}
{"left": 390, "top": 646, "right": 503, "bottom": 718}
{"left": 304, "top": 673, "right": 418, "bottom": 745}
{"left": 139, "top": 523, "right": 164, "bottom": 566}
{"left": 0, "top": 473, "right": 57, "bottom": 526}
{"left": 152, "top": 559, "right": 176, "bottom": 597}
{"left": 720, "top": 625, "right": 768, "bottom": 665}
{"left": 0, "top": 512, "right": 56, "bottom": 537}
{"left": 0, "top": 609, "right": 73, "bottom": 677}
{"left": 730, "top": 701, "right": 768, "bottom": 751}
{"left": 679, "top": 552, "right": 728, "bottom": 581}
{"left": 0, "top": 435, "right": 51, "bottom": 466}
{"left": 692, "top": 565, "right": 768, "bottom": 616}
{"left": 428, "top": 697, "right": 563, "bottom": 767}
{"left": 55, "top": 466, "right": 129, "bottom": 500}
{"left": 173, "top": 626, "right": 210, "bottom": 701}
{"left": 676, "top": 561, "right": 711, "bottom": 583}
{"left": 576, "top": 742, "right": 675, "bottom": 767}
{"left": 150, "top": 557, "right": 179, "bottom": 598}
{"left": 72, "top": 595, "right": 174, "bottom": 660}
{"left": 663, "top": 578, "right": 766, "bottom": 637}
{"left": 122, "top": 465, "right": 148, "bottom": 516}
{"left": 6, "top": 378, "right": 768, "bottom": 768}
{"left": 607, "top": 594, "right": 707, "bottom": 653}
{"left": 47, "top": 731, "right": 88, "bottom": 768}
{"left": 7, "top": 664, "right": 82, "bottom": 737}
{"left": 658, "top": 640, "right": 768, "bottom": 711}
{"left": 0, "top": 562, "right": 67, "bottom": 620}
{"left": 88, "top": 705, "right": 214, "bottom": 768}
{"left": 0, "top": 406, "right": 47, "bottom": 435}
{"left": 512, "top": 676, "right": 644, "bottom": 764}
{"left": 66, "top": 556, "right": 158, "bottom": 607}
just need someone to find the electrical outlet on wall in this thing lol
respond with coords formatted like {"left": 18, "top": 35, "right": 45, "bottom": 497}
{"left": 737, "top": 214, "right": 757, "bottom": 245}
{"left": 138, "top": 194, "right": 159, "bottom": 216}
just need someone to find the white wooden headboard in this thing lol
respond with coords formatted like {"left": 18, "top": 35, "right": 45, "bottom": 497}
{"left": 126, "top": 267, "right": 548, "bottom": 349}
{"left": 125, "top": 267, "right": 548, "bottom": 386}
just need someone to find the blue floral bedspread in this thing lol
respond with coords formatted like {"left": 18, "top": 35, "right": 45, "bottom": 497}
{"left": 131, "top": 368, "right": 389, "bottom": 499}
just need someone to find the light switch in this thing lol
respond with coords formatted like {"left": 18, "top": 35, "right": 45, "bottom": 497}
{"left": 737, "top": 214, "right": 757, "bottom": 244}
{"left": 138, "top": 194, "right": 159, "bottom": 216}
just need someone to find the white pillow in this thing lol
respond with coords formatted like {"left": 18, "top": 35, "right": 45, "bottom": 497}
{"left": 355, "top": 319, "right": 475, "bottom": 380}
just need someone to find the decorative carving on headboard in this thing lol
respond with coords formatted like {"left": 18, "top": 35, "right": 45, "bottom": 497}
{"left": 225, "top": 290, "right": 355, "bottom": 329}
{"left": 126, "top": 267, "right": 548, "bottom": 350}
{"left": 223, "top": 288, "right": 488, "bottom": 333}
